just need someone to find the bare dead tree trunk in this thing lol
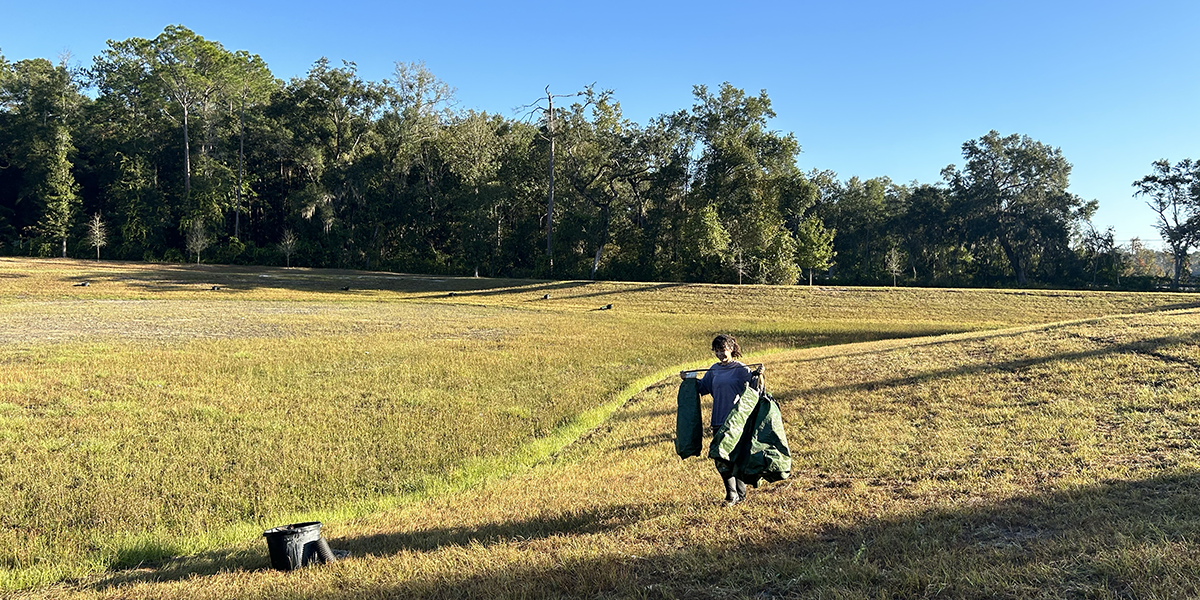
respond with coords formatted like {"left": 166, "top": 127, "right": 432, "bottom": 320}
{"left": 546, "top": 89, "right": 555, "bottom": 276}
{"left": 182, "top": 104, "right": 191, "bottom": 199}
{"left": 235, "top": 96, "right": 245, "bottom": 239}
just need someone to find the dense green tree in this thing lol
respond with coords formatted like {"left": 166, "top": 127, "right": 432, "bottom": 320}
{"left": 95, "top": 27, "right": 236, "bottom": 202}
{"left": 616, "top": 112, "right": 694, "bottom": 281}
{"left": 794, "top": 216, "right": 835, "bottom": 285}
{"left": 441, "top": 110, "right": 507, "bottom": 276}
{"left": 369, "top": 61, "right": 455, "bottom": 271}
{"left": 0, "top": 52, "right": 12, "bottom": 247}
{"left": 0, "top": 56, "right": 86, "bottom": 254}
{"left": 103, "top": 153, "right": 160, "bottom": 257}
{"left": 943, "top": 131, "right": 1093, "bottom": 286}
{"left": 890, "top": 184, "right": 964, "bottom": 284}
{"left": 37, "top": 127, "right": 81, "bottom": 256}
{"left": 679, "top": 203, "right": 731, "bottom": 281}
{"left": 687, "top": 83, "right": 805, "bottom": 284}
{"left": 818, "top": 176, "right": 898, "bottom": 282}
{"left": 554, "top": 89, "right": 656, "bottom": 279}
{"left": 270, "top": 58, "right": 383, "bottom": 267}
{"left": 230, "top": 51, "right": 279, "bottom": 239}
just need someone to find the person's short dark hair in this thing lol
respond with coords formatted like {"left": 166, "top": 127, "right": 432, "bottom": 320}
{"left": 711, "top": 334, "right": 742, "bottom": 359}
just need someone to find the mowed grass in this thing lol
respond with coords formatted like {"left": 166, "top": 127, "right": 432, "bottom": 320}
{"left": 3, "top": 257, "right": 1199, "bottom": 596}
{"left": 38, "top": 307, "right": 1200, "bottom": 600}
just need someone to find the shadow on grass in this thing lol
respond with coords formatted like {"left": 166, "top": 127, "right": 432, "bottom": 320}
{"left": 773, "top": 330, "right": 1200, "bottom": 404}
{"left": 1133, "top": 300, "right": 1200, "bottom": 314}
{"left": 81, "top": 546, "right": 270, "bottom": 592}
{"left": 413, "top": 282, "right": 697, "bottom": 307}
{"left": 415, "top": 280, "right": 600, "bottom": 301}
{"left": 731, "top": 326, "right": 971, "bottom": 355}
{"left": 80, "top": 502, "right": 683, "bottom": 592}
{"left": 341, "top": 502, "right": 682, "bottom": 557}
{"left": 27, "top": 260, "right": 673, "bottom": 301}
{"left": 86, "top": 472, "right": 1200, "bottom": 598}
{"left": 529, "top": 282, "right": 691, "bottom": 302}
{"left": 615, "top": 431, "right": 676, "bottom": 452}
{"left": 48, "top": 263, "right": 566, "bottom": 297}
{"left": 334, "top": 474, "right": 1200, "bottom": 598}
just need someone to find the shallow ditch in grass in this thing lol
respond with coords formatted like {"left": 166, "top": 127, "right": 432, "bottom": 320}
{"left": 50, "top": 309, "right": 1200, "bottom": 598}
{"left": 16, "top": 341, "right": 830, "bottom": 595}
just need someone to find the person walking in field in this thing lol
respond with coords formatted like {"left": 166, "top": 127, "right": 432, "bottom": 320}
{"left": 688, "top": 334, "right": 756, "bottom": 506}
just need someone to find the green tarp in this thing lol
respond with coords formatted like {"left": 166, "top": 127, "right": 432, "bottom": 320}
{"left": 675, "top": 377, "right": 704, "bottom": 459}
{"left": 708, "top": 384, "right": 792, "bottom": 486}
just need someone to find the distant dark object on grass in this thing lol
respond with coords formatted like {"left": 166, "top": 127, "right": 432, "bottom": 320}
{"left": 210, "top": 285, "right": 221, "bottom": 291}
{"left": 597, "top": 303, "right": 613, "bottom": 311}
{"left": 447, "top": 291, "right": 458, "bottom": 297}
{"left": 73, "top": 281, "right": 89, "bottom": 287}
{"left": 542, "top": 293, "right": 550, "bottom": 300}
{"left": 340, "top": 286, "right": 350, "bottom": 291}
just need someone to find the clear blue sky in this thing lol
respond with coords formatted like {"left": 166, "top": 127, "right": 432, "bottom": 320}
{"left": 3, "top": 0, "right": 1197, "bottom": 248}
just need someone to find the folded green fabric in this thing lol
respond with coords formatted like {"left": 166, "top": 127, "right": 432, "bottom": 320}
{"left": 709, "top": 384, "right": 791, "bottom": 486}
{"left": 675, "top": 377, "right": 704, "bottom": 459}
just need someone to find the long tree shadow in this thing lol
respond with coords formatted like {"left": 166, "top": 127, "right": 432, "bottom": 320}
{"left": 529, "top": 282, "right": 691, "bottom": 302}
{"left": 93, "top": 472, "right": 1200, "bottom": 598}
{"left": 328, "top": 473, "right": 1200, "bottom": 598}
{"left": 49, "top": 264, "right": 573, "bottom": 298}
{"left": 413, "top": 281, "right": 691, "bottom": 304}
{"left": 413, "top": 280, "right": 596, "bottom": 301}
{"left": 731, "top": 326, "right": 971, "bottom": 354}
{"left": 1133, "top": 300, "right": 1200, "bottom": 314}
{"left": 80, "top": 501, "right": 685, "bottom": 592}
{"left": 340, "top": 501, "right": 682, "bottom": 557}
{"left": 773, "top": 330, "right": 1200, "bottom": 404}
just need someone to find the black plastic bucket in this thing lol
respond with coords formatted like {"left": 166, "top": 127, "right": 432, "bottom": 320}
{"left": 263, "top": 521, "right": 324, "bottom": 571}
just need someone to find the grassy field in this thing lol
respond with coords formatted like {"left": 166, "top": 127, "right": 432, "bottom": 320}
{"left": 4, "top": 257, "right": 1200, "bottom": 597}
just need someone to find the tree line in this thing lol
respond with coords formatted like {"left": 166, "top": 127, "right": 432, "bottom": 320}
{"left": 2, "top": 26, "right": 1196, "bottom": 288}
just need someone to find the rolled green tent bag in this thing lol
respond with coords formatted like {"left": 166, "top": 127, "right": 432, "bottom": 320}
{"left": 708, "top": 384, "right": 792, "bottom": 487}
{"left": 676, "top": 375, "right": 703, "bottom": 459}
{"left": 740, "top": 390, "right": 792, "bottom": 485}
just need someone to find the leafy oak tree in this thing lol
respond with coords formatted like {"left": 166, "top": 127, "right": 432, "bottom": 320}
{"left": 1133, "top": 159, "right": 1199, "bottom": 290}
{"left": 943, "top": 131, "right": 1094, "bottom": 286}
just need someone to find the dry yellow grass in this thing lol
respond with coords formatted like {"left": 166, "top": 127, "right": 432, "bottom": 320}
{"left": 5, "top": 257, "right": 1200, "bottom": 597}
{"left": 26, "top": 307, "right": 1200, "bottom": 599}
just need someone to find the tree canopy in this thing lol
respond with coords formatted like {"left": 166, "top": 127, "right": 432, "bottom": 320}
{"left": 0, "top": 27, "right": 1177, "bottom": 289}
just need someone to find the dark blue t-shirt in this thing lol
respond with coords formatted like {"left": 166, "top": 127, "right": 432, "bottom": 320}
{"left": 698, "top": 361, "right": 753, "bottom": 428}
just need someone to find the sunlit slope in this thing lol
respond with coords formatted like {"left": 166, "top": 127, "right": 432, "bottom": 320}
{"left": 4, "top": 257, "right": 1196, "bottom": 328}
{"left": 41, "top": 307, "right": 1200, "bottom": 599}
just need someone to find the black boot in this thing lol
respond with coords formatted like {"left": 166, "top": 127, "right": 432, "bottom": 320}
{"left": 723, "top": 477, "right": 741, "bottom": 506}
